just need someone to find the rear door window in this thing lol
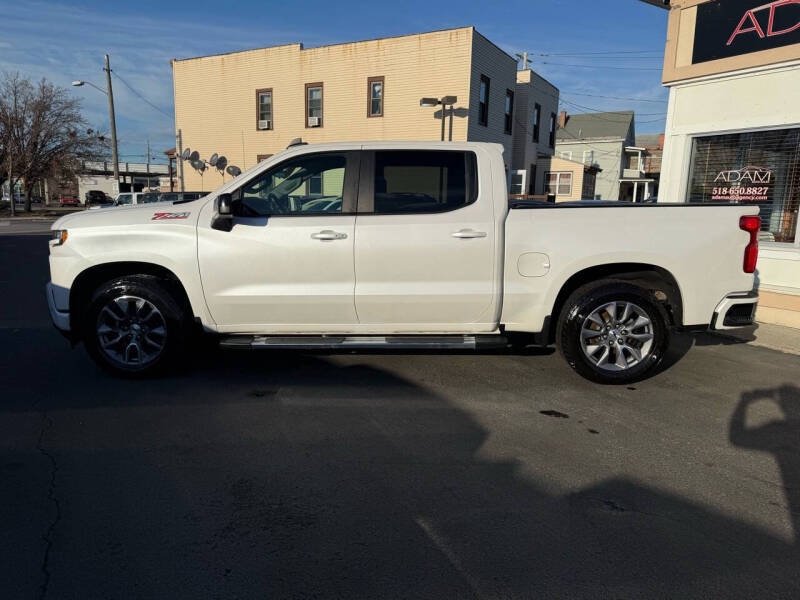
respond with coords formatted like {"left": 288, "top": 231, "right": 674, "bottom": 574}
{"left": 369, "top": 150, "right": 477, "bottom": 214}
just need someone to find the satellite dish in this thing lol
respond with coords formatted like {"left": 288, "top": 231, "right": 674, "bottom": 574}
{"left": 191, "top": 159, "right": 206, "bottom": 173}
{"left": 216, "top": 156, "right": 228, "bottom": 171}
{"left": 180, "top": 148, "right": 191, "bottom": 160}
{"left": 226, "top": 165, "right": 241, "bottom": 177}
{"left": 189, "top": 150, "right": 200, "bottom": 162}
{"left": 208, "top": 153, "right": 219, "bottom": 167}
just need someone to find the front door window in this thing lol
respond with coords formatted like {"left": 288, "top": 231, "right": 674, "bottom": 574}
{"left": 239, "top": 153, "right": 346, "bottom": 216}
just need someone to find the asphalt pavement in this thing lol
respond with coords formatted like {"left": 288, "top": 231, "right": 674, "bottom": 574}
{"left": 1, "top": 232, "right": 800, "bottom": 599}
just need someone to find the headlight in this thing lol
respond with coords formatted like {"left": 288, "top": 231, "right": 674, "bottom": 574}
{"left": 52, "top": 230, "right": 68, "bottom": 245}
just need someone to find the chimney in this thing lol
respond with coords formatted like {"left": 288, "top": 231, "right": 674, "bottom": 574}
{"left": 659, "top": 133, "right": 665, "bottom": 148}
{"left": 558, "top": 110, "right": 568, "bottom": 129}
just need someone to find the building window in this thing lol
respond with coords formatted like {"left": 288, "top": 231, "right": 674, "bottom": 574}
{"left": 687, "top": 128, "right": 800, "bottom": 244}
{"left": 509, "top": 170, "right": 525, "bottom": 195}
{"left": 372, "top": 150, "right": 476, "bottom": 214}
{"left": 533, "top": 103, "right": 541, "bottom": 142}
{"left": 367, "top": 76, "right": 384, "bottom": 117}
{"left": 529, "top": 164, "right": 537, "bottom": 195}
{"left": 629, "top": 153, "right": 640, "bottom": 170}
{"left": 479, "top": 75, "right": 490, "bottom": 127}
{"left": 305, "top": 83, "right": 323, "bottom": 127}
{"left": 256, "top": 89, "right": 272, "bottom": 130}
{"left": 560, "top": 151, "right": 572, "bottom": 160}
{"left": 545, "top": 172, "right": 572, "bottom": 196}
{"left": 583, "top": 150, "right": 594, "bottom": 165}
{"left": 504, "top": 89, "right": 514, "bottom": 134}
{"left": 549, "top": 113, "right": 556, "bottom": 147}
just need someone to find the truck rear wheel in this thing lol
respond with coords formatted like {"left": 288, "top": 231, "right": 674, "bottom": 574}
{"left": 556, "top": 281, "right": 669, "bottom": 384}
{"left": 82, "top": 275, "right": 189, "bottom": 377}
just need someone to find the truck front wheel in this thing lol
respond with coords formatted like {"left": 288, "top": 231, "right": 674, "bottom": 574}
{"left": 82, "top": 275, "right": 189, "bottom": 377}
{"left": 556, "top": 281, "right": 670, "bottom": 384}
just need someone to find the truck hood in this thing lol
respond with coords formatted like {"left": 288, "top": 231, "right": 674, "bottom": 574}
{"left": 51, "top": 198, "right": 209, "bottom": 231}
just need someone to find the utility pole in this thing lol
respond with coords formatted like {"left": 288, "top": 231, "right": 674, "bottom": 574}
{"left": 176, "top": 129, "right": 185, "bottom": 193}
{"left": 104, "top": 54, "right": 120, "bottom": 186}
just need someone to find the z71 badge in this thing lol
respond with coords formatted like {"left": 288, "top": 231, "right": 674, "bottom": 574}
{"left": 152, "top": 212, "right": 190, "bottom": 220}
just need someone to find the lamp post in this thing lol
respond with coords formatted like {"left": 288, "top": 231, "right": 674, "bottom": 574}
{"left": 420, "top": 96, "right": 458, "bottom": 141}
{"left": 73, "top": 54, "right": 120, "bottom": 187}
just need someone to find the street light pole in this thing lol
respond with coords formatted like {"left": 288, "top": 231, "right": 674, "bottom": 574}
{"left": 449, "top": 104, "right": 454, "bottom": 142}
{"left": 103, "top": 54, "right": 120, "bottom": 186}
{"left": 420, "top": 96, "right": 458, "bottom": 142}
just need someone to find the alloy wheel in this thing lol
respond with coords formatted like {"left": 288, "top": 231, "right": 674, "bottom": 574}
{"left": 580, "top": 301, "right": 655, "bottom": 372}
{"left": 96, "top": 295, "right": 167, "bottom": 367}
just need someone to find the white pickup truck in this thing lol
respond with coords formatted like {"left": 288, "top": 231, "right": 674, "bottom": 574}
{"left": 47, "top": 141, "right": 760, "bottom": 383}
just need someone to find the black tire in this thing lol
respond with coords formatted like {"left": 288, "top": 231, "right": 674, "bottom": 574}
{"left": 82, "top": 275, "right": 190, "bottom": 377}
{"left": 556, "top": 280, "right": 670, "bottom": 384}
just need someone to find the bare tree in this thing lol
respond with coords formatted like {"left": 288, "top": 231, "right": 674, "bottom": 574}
{"left": 0, "top": 72, "right": 107, "bottom": 213}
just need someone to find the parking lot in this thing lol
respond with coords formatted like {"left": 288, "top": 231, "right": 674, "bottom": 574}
{"left": 2, "top": 231, "right": 800, "bottom": 599}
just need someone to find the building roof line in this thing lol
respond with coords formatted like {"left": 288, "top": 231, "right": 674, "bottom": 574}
{"left": 519, "top": 69, "right": 560, "bottom": 93}
{"left": 172, "top": 26, "right": 477, "bottom": 64}
{"left": 471, "top": 28, "right": 519, "bottom": 64}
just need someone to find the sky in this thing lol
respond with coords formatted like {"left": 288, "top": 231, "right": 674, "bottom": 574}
{"left": 0, "top": 0, "right": 670, "bottom": 164}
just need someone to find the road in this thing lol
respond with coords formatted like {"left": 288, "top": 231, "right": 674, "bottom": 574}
{"left": 1, "top": 232, "right": 799, "bottom": 599}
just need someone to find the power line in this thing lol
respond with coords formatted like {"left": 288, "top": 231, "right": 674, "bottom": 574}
{"left": 532, "top": 50, "right": 662, "bottom": 56}
{"left": 112, "top": 72, "right": 173, "bottom": 119}
{"left": 559, "top": 96, "right": 665, "bottom": 118}
{"left": 539, "top": 56, "right": 665, "bottom": 61}
{"left": 561, "top": 91, "right": 668, "bottom": 104}
{"left": 540, "top": 61, "right": 663, "bottom": 71}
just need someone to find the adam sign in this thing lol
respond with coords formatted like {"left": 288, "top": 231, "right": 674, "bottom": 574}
{"left": 693, "top": 0, "right": 800, "bottom": 64}
{"left": 711, "top": 166, "right": 773, "bottom": 202}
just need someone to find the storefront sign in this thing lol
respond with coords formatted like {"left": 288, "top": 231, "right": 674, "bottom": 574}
{"left": 693, "top": 0, "right": 800, "bottom": 64}
{"left": 711, "top": 165, "right": 773, "bottom": 201}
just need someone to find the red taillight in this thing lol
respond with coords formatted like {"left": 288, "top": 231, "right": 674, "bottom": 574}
{"left": 739, "top": 215, "right": 760, "bottom": 273}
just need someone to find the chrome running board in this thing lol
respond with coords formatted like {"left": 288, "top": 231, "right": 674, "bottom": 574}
{"left": 219, "top": 334, "right": 508, "bottom": 350}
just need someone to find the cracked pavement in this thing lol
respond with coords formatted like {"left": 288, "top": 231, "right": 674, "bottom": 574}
{"left": 1, "top": 233, "right": 800, "bottom": 599}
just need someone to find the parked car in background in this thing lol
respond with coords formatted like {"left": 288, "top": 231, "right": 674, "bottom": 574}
{"left": 58, "top": 195, "right": 80, "bottom": 207}
{"left": 3, "top": 191, "right": 42, "bottom": 205}
{"left": 158, "top": 191, "right": 207, "bottom": 203}
{"left": 47, "top": 141, "right": 761, "bottom": 383}
{"left": 139, "top": 192, "right": 162, "bottom": 204}
{"left": 113, "top": 192, "right": 144, "bottom": 206}
{"left": 85, "top": 190, "right": 112, "bottom": 207}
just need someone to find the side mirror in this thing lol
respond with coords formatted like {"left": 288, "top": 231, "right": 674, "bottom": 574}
{"left": 218, "top": 193, "right": 232, "bottom": 215}
{"left": 211, "top": 193, "right": 234, "bottom": 232}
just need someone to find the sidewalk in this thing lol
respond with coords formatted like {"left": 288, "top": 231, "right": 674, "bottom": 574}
{"left": 0, "top": 218, "right": 57, "bottom": 235}
{"left": 714, "top": 321, "right": 800, "bottom": 356}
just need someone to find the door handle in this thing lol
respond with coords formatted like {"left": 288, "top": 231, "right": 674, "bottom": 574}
{"left": 311, "top": 230, "right": 348, "bottom": 241}
{"left": 451, "top": 229, "right": 487, "bottom": 239}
